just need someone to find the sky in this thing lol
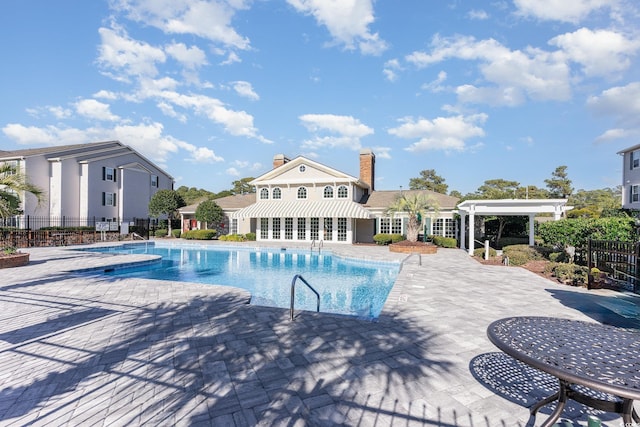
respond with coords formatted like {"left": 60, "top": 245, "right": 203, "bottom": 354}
{"left": 1, "top": 0, "right": 639, "bottom": 196}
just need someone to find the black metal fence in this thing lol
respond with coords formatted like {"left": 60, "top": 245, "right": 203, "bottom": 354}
{"left": 586, "top": 239, "right": 640, "bottom": 293}
{"left": 0, "top": 216, "right": 153, "bottom": 248}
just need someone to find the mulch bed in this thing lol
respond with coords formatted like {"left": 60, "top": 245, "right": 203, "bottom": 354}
{"left": 476, "top": 256, "right": 555, "bottom": 281}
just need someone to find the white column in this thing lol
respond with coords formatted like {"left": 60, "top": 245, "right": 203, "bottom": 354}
{"left": 529, "top": 214, "right": 535, "bottom": 246}
{"left": 467, "top": 212, "right": 475, "bottom": 255}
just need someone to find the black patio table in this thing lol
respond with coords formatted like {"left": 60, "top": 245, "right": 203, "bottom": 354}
{"left": 487, "top": 316, "right": 640, "bottom": 426}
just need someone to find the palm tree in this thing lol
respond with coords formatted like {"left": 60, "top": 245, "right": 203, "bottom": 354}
{"left": 386, "top": 192, "right": 440, "bottom": 242}
{"left": 0, "top": 163, "right": 44, "bottom": 218}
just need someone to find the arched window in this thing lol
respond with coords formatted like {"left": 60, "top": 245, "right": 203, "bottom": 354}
{"left": 337, "top": 185, "right": 348, "bottom": 198}
{"left": 297, "top": 187, "right": 307, "bottom": 199}
{"left": 272, "top": 188, "right": 282, "bottom": 199}
{"left": 323, "top": 186, "right": 334, "bottom": 198}
{"left": 260, "top": 188, "right": 269, "bottom": 199}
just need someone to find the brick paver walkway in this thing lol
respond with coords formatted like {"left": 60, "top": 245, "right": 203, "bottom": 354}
{"left": 0, "top": 242, "right": 638, "bottom": 426}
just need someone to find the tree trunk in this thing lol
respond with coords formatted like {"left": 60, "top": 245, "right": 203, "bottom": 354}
{"left": 407, "top": 215, "right": 420, "bottom": 242}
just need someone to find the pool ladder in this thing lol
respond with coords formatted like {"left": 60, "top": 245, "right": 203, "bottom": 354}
{"left": 310, "top": 240, "right": 323, "bottom": 253}
{"left": 290, "top": 274, "right": 320, "bottom": 321}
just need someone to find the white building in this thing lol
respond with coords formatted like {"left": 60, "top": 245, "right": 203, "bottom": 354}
{"left": 180, "top": 149, "right": 460, "bottom": 244}
{"left": 618, "top": 144, "right": 640, "bottom": 209}
{"left": 0, "top": 141, "right": 174, "bottom": 227}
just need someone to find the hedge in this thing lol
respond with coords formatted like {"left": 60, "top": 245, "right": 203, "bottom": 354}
{"left": 182, "top": 229, "right": 217, "bottom": 240}
{"left": 432, "top": 236, "right": 457, "bottom": 248}
{"left": 373, "top": 233, "right": 405, "bottom": 245}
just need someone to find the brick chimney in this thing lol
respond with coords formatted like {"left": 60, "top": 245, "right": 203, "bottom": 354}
{"left": 273, "top": 154, "right": 290, "bottom": 169}
{"left": 359, "top": 149, "right": 375, "bottom": 192}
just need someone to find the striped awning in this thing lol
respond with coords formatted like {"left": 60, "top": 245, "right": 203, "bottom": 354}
{"left": 231, "top": 200, "right": 372, "bottom": 219}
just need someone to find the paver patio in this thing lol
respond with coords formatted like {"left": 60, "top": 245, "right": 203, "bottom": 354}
{"left": 0, "top": 242, "right": 638, "bottom": 426}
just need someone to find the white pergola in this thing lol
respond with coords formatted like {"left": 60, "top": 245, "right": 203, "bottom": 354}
{"left": 457, "top": 199, "right": 572, "bottom": 255}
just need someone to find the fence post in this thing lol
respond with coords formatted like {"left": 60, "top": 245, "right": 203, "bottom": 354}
{"left": 587, "top": 239, "right": 592, "bottom": 270}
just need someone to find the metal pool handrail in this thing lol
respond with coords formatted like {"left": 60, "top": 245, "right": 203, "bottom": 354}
{"left": 290, "top": 274, "right": 320, "bottom": 321}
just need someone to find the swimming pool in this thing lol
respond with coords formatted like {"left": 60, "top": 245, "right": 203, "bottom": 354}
{"left": 81, "top": 243, "right": 400, "bottom": 319}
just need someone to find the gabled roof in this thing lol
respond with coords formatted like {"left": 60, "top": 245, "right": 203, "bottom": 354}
{"left": 251, "top": 156, "right": 364, "bottom": 187}
{"left": 0, "top": 140, "right": 174, "bottom": 180}
{"left": 363, "top": 190, "right": 460, "bottom": 210}
{"left": 179, "top": 193, "right": 256, "bottom": 214}
{"left": 0, "top": 141, "right": 123, "bottom": 159}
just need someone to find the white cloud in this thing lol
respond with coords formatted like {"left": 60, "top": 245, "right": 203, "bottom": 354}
{"left": 299, "top": 113, "right": 374, "bottom": 150}
{"left": 97, "top": 26, "right": 166, "bottom": 80}
{"left": 286, "top": 0, "right": 388, "bottom": 55}
{"left": 111, "top": 0, "right": 251, "bottom": 49}
{"left": 421, "top": 71, "right": 448, "bottom": 92}
{"left": 467, "top": 9, "right": 489, "bottom": 20}
{"left": 232, "top": 81, "right": 260, "bottom": 100}
{"left": 388, "top": 113, "right": 488, "bottom": 152}
{"left": 165, "top": 42, "right": 208, "bottom": 69}
{"left": 383, "top": 59, "right": 402, "bottom": 82}
{"left": 513, "top": 0, "right": 615, "bottom": 23}
{"left": 371, "top": 146, "right": 391, "bottom": 159}
{"left": 75, "top": 99, "right": 120, "bottom": 122}
{"left": 226, "top": 167, "right": 241, "bottom": 176}
{"left": 406, "top": 34, "right": 572, "bottom": 105}
{"left": 588, "top": 82, "right": 640, "bottom": 141}
{"left": 549, "top": 28, "right": 640, "bottom": 77}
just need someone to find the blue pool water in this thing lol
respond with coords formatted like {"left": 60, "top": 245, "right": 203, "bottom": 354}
{"left": 82, "top": 243, "right": 400, "bottom": 319}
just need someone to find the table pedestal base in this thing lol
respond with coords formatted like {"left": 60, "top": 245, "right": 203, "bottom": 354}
{"left": 531, "top": 380, "right": 639, "bottom": 427}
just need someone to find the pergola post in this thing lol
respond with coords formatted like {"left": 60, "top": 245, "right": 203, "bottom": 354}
{"left": 468, "top": 211, "right": 475, "bottom": 256}
{"left": 460, "top": 212, "right": 466, "bottom": 250}
{"left": 529, "top": 214, "right": 535, "bottom": 246}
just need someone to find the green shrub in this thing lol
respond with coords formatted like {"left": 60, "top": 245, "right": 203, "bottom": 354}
{"left": 154, "top": 229, "right": 168, "bottom": 237}
{"left": 432, "top": 236, "right": 457, "bottom": 248}
{"left": 548, "top": 251, "right": 569, "bottom": 263}
{"left": 373, "top": 233, "right": 405, "bottom": 245}
{"left": 171, "top": 229, "right": 182, "bottom": 238}
{"left": 219, "top": 234, "right": 245, "bottom": 242}
{"left": 182, "top": 229, "right": 217, "bottom": 240}
{"left": 496, "top": 236, "right": 529, "bottom": 248}
{"left": 548, "top": 263, "right": 588, "bottom": 286}
{"left": 537, "top": 217, "right": 636, "bottom": 248}
{"left": 473, "top": 247, "right": 497, "bottom": 258}
{"left": 245, "top": 232, "right": 256, "bottom": 241}
{"left": 2, "top": 246, "right": 18, "bottom": 255}
{"left": 502, "top": 244, "right": 544, "bottom": 266}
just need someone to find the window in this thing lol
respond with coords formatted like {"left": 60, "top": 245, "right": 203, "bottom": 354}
{"left": 230, "top": 219, "right": 238, "bottom": 235}
{"left": 632, "top": 185, "right": 640, "bottom": 203}
{"left": 102, "top": 192, "right": 117, "bottom": 206}
{"left": 337, "top": 185, "right": 348, "bottom": 198}
{"left": 272, "top": 218, "right": 281, "bottom": 239}
{"left": 380, "top": 218, "right": 390, "bottom": 234}
{"left": 323, "top": 186, "right": 334, "bottom": 199}
{"left": 323, "top": 218, "right": 333, "bottom": 241}
{"left": 391, "top": 218, "right": 402, "bottom": 234}
{"left": 272, "top": 188, "right": 282, "bottom": 199}
{"left": 337, "top": 217, "right": 347, "bottom": 241}
{"left": 444, "top": 218, "right": 455, "bottom": 238}
{"left": 1, "top": 161, "right": 18, "bottom": 175}
{"left": 297, "top": 218, "right": 306, "bottom": 240}
{"left": 285, "top": 218, "right": 293, "bottom": 239}
{"left": 260, "top": 218, "right": 268, "bottom": 239}
{"left": 299, "top": 165, "right": 306, "bottom": 172}
{"left": 151, "top": 175, "right": 158, "bottom": 187}
{"left": 103, "top": 167, "right": 116, "bottom": 182}
{"left": 260, "top": 188, "right": 269, "bottom": 200}
{"left": 297, "top": 187, "right": 307, "bottom": 199}
{"left": 310, "top": 217, "right": 319, "bottom": 241}
{"left": 632, "top": 151, "right": 640, "bottom": 169}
